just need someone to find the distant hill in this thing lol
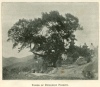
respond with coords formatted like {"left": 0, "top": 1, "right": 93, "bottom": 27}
{"left": 5, "top": 58, "right": 34, "bottom": 71}
{"left": 3, "top": 57, "right": 18, "bottom": 67}
{"left": 2, "top": 54, "right": 35, "bottom": 67}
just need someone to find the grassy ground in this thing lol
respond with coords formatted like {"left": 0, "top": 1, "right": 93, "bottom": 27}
{"left": 3, "top": 64, "right": 94, "bottom": 80}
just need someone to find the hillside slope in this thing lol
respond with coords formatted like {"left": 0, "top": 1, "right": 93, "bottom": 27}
{"left": 3, "top": 54, "right": 34, "bottom": 67}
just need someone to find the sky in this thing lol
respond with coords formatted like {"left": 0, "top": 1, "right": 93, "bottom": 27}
{"left": 2, "top": 2, "right": 99, "bottom": 58}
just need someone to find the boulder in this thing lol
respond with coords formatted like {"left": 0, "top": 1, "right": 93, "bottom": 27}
{"left": 75, "top": 56, "right": 87, "bottom": 65}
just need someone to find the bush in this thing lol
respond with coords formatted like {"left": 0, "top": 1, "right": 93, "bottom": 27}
{"left": 67, "top": 44, "right": 92, "bottom": 64}
{"left": 22, "top": 67, "right": 31, "bottom": 72}
{"left": 10, "top": 68, "right": 20, "bottom": 74}
{"left": 72, "top": 52, "right": 79, "bottom": 62}
{"left": 3, "top": 67, "right": 9, "bottom": 79}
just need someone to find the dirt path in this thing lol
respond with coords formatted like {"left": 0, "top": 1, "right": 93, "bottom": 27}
{"left": 29, "top": 64, "right": 86, "bottom": 79}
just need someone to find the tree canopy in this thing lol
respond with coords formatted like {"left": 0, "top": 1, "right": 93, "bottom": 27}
{"left": 7, "top": 11, "right": 82, "bottom": 66}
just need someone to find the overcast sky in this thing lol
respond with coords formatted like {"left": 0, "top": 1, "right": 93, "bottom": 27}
{"left": 2, "top": 2, "right": 99, "bottom": 58}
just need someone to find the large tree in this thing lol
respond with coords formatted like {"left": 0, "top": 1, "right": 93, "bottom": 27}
{"left": 7, "top": 11, "right": 82, "bottom": 67}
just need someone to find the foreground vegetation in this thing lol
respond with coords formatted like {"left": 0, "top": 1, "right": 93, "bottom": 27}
{"left": 3, "top": 63, "right": 97, "bottom": 80}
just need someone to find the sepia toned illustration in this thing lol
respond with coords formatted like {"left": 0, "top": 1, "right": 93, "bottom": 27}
{"left": 2, "top": 2, "right": 99, "bottom": 80}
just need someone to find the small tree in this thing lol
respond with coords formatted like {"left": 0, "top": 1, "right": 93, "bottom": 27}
{"left": 7, "top": 11, "right": 82, "bottom": 67}
{"left": 81, "top": 44, "right": 92, "bottom": 63}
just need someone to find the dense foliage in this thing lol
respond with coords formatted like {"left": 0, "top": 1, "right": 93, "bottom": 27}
{"left": 7, "top": 11, "right": 82, "bottom": 66}
{"left": 67, "top": 43, "right": 92, "bottom": 63}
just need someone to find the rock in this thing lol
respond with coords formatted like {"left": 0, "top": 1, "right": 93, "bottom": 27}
{"left": 75, "top": 56, "right": 87, "bottom": 65}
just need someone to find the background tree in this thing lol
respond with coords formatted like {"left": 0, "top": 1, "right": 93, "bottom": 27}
{"left": 69, "top": 44, "right": 92, "bottom": 63}
{"left": 7, "top": 11, "right": 82, "bottom": 67}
